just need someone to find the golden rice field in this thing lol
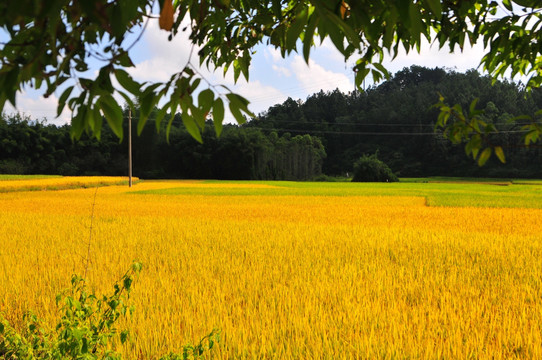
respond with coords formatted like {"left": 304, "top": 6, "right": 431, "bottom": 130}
{"left": 2, "top": 178, "right": 542, "bottom": 359}
{"left": 0, "top": 175, "right": 136, "bottom": 192}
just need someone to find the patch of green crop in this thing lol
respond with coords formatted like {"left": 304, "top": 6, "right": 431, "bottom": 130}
{"left": 132, "top": 178, "right": 542, "bottom": 209}
{"left": 0, "top": 174, "right": 62, "bottom": 181}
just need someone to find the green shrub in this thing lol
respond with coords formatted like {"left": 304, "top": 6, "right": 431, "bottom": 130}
{"left": 351, "top": 154, "right": 399, "bottom": 182}
{"left": 0, "top": 263, "right": 219, "bottom": 360}
{"left": 312, "top": 174, "right": 339, "bottom": 182}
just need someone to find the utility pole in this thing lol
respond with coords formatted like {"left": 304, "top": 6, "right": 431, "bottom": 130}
{"left": 128, "top": 108, "right": 132, "bottom": 187}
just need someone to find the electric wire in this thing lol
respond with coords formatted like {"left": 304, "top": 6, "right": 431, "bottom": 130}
{"left": 5, "top": 109, "right": 535, "bottom": 137}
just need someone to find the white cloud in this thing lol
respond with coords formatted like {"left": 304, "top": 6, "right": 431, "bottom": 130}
{"left": 128, "top": 20, "right": 194, "bottom": 82}
{"left": 382, "top": 40, "right": 486, "bottom": 76}
{"left": 234, "top": 80, "right": 287, "bottom": 116}
{"left": 266, "top": 47, "right": 283, "bottom": 63}
{"left": 305, "top": 35, "right": 486, "bottom": 87}
{"left": 128, "top": 57, "right": 181, "bottom": 83}
{"left": 271, "top": 65, "right": 291, "bottom": 77}
{"left": 315, "top": 37, "right": 348, "bottom": 64}
{"left": 290, "top": 55, "right": 354, "bottom": 94}
{"left": 141, "top": 18, "right": 194, "bottom": 62}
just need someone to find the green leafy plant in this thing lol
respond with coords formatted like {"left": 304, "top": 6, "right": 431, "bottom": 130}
{"left": 0, "top": 262, "right": 219, "bottom": 360}
{"left": 351, "top": 153, "right": 398, "bottom": 183}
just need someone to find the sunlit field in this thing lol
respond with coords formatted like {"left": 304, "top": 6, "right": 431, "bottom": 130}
{"left": 2, "top": 178, "right": 542, "bottom": 359}
{"left": 0, "top": 175, "right": 136, "bottom": 192}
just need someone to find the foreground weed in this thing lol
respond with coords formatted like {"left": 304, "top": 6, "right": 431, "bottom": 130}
{"left": 0, "top": 263, "right": 219, "bottom": 360}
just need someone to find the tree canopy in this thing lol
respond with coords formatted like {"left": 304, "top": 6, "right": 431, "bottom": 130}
{"left": 1, "top": 1, "right": 541, "bottom": 163}
{"left": 250, "top": 66, "right": 542, "bottom": 177}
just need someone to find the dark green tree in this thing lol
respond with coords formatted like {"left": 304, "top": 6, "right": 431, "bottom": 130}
{"left": 352, "top": 153, "right": 398, "bottom": 182}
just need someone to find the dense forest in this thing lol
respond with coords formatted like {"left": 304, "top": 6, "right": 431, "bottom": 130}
{"left": 0, "top": 114, "right": 326, "bottom": 180}
{"left": 1, "top": 66, "right": 541, "bottom": 179}
{"left": 248, "top": 66, "right": 542, "bottom": 178}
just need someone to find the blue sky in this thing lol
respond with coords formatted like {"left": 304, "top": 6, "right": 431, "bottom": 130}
{"left": 6, "top": 17, "right": 489, "bottom": 125}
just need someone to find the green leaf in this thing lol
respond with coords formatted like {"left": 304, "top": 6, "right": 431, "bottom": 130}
{"left": 354, "top": 65, "right": 370, "bottom": 88}
{"left": 226, "top": 93, "right": 254, "bottom": 118}
{"left": 71, "top": 107, "right": 87, "bottom": 140}
{"left": 96, "top": 67, "right": 115, "bottom": 94}
{"left": 524, "top": 130, "right": 539, "bottom": 145}
{"left": 116, "top": 51, "right": 134, "bottom": 68}
{"left": 99, "top": 95, "right": 124, "bottom": 140}
{"left": 92, "top": 107, "right": 103, "bottom": 140}
{"left": 477, "top": 147, "right": 492, "bottom": 166}
{"left": 465, "top": 134, "right": 482, "bottom": 157}
{"left": 190, "top": 77, "right": 201, "bottom": 93}
{"left": 286, "top": 8, "right": 308, "bottom": 51}
{"left": 426, "top": 0, "right": 442, "bottom": 18}
{"left": 132, "top": 262, "right": 143, "bottom": 272}
{"left": 117, "top": 90, "right": 135, "bottom": 111}
{"left": 198, "top": 89, "right": 214, "bottom": 114}
{"left": 228, "top": 100, "right": 245, "bottom": 124}
{"left": 57, "top": 85, "right": 74, "bottom": 117}
{"left": 81, "top": 337, "right": 88, "bottom": 354}
{"left": 72, "top": 328, "right": 84, "bottom": 341}
{"left": 120, "top": 330, "right": 129, "bottom": 344}
{"left": 115, "top": 69, "right": 141, "bottom": 95}
{"left": 494, "top": 146, "right": 506, "bottom": 163}
{"left": 271, "top": 0, "right": 281, "bottom": 16}
{"left": 318, "top": 7, "right": 359, "bottom": 48}
{"left": 371, "top": 69, "right": 382, "bottom": 83}
{"left": 213, "top": 98, "right": 225, "bottom": 136}
{"left": 303, "top": 13, "right": 318, "bottom": 63}
{"left": 233, "top": 59, "right": 242, "bottom": 83}
{"left": 325, "top": 19, "right": 346, "bottom": 53}
{"left": 190, "top": 104, "right": 206, "bottom": 128}
{"left": 181, "top": 113, "right": 203, "bottom": 143}
{"left": 502, "top": 0, "right": 513, "bottom": 11}
{"left": 123, "top": 277, "right": 132, "bottom": 291}
{"left": 166, "top": 114, "right": 175, "bottom": 143}
{"left": 382, "top": 17, "right": 395, "bottom": 49}
{"left": 238, "top": 51, "right": 250, "bottom": 81}
{"left": 408, "top": 3, "right": 423, "bottom": 42}
{"left": 373, "top": 63, "right": 390, "bottom": 80}
{"left": 151, "top": 105, "right": 170, "bottom": 134}
{"left": 1, "top": 68, "right": 20, "bottom": 107}
{"left": 109, "top": 299, "right": 119, "bottom": 310}
{"left": 87, "top": 105, "right": 103, "bottom": 140}
{"left": 396, "top": 1, "right": 411, "bottom": 27}
{"left": 139, "top": 84, "right": 160, "bottom": 123}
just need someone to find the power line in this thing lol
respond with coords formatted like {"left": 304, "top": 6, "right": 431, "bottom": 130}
{"left": 7, "top": 105, "right": 540, "bottom": 125}
{"left": 248, "top": 126, "right": 530, "bottom": 136}
{"left": 7, "top": 107, "right": 540, "bottom": 136}
{"left": 251, "top": 119, "right": 538, "bottom": 127}
{"left": 119, "top": 113, "right": 537, "bottom": 131}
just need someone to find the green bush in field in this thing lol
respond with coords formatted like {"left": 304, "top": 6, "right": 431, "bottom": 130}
{"left": 0, "top": 263, "right": 219, "bottom": 360}
{"left": 352, "top": 154, "right": 398, "bottom": 183}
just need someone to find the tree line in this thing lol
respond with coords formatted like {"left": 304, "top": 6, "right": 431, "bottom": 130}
{"left": 0, "top": 113, "right": 325, "bottom": 180}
